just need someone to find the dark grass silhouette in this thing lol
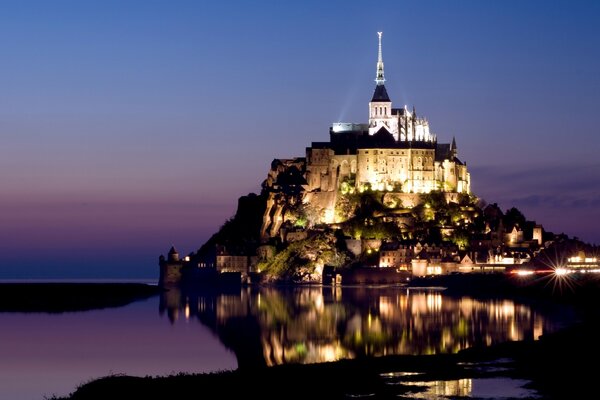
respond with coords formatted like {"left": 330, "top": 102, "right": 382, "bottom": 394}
{"left": 0, "top": 283, "right": 159, "bottom": 313}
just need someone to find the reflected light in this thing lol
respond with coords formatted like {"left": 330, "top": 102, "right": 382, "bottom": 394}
{"left": 515, "top": 270, "right": 534, "bottom": 276}
{"left": 160, "top": 287, "right": 569, "bottom": 367}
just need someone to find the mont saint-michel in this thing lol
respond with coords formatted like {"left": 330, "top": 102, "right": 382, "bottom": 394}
{"left": 160, "top": 33, "right": 598, "bottom": 286}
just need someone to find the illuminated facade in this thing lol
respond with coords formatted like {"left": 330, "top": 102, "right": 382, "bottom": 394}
{"left": 261, "top": 33, "right": 472, "bottom": 236}
{"left": 305, "top": 32, "right": 470, "bottom": 195}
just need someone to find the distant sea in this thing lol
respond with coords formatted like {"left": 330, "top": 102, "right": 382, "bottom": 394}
{"left": 0, "top": 278, "right": 158, "bottom": 285}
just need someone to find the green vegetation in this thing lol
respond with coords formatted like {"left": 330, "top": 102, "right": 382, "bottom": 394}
{"left": 331, "top": 190, "right": 482, "bottom": 245}
{"left": 257, "top": 231, "right": 350, "bottom": 282}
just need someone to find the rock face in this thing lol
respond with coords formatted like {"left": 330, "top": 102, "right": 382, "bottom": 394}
{"left": 259, "top": 157, "right": 467, "bottom": 242}
{"left": 260, "top": 158, "right": 309, "bottom": 240}
{"left": 257, "top": 231, "right": 350, "bottom": 283}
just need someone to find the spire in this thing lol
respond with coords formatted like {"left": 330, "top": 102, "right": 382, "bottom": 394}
{"left": 375, "top": 32, "right": 385, "bottom": 85}
{"left": 450, "top": 136, "right": 457, "bottom": 158}
{"left": 371, "top": 32, "right": 390, "bottom": 102}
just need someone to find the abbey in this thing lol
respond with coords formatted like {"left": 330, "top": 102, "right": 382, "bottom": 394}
{"left": 308, "top": 32, "right": 469, "bottom": 195}
{"left": 261, "top": 33, "right": 470, "bottom": 238}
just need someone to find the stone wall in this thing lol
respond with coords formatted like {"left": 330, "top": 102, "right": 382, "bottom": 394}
{"left": 159, "top": 262, "right": 182, "bottom": 286}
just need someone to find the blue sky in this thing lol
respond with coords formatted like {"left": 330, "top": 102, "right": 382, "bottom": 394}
{"left": 0, "top": 0, "right": 598, "bottom": 278}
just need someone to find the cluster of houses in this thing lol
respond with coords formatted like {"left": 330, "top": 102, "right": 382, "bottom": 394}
{"left": 212, "top": 224, "right": 546, "bottom": 278}
{"left": 160, "top": 221, "right": 599, "bottom": 286}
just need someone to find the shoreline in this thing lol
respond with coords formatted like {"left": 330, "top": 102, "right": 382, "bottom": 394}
{"left": 0, "top": 283, "right": 160, "bottom": 313}
{"left": 51, "top": 319, "right": 599, "bottom": 399}
{"left": 50, "top": 273, "right": 600, "bottom": 399}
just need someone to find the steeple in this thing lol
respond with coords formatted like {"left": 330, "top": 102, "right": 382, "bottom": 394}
{"left": 371, "top": 32, "right": 390, "bottom": 102}
{"left": 375, "top": 32, "right": 385, "bottom": 85}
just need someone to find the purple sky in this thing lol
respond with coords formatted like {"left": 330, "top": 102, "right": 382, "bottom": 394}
{"left": 0, "top": 0, "right": 598, "bottom": 278}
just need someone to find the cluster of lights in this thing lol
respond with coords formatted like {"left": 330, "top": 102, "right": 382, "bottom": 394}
{"left": 575, "top": 268, "right": 600, "bottom": 274}
{"left": 510, "top": 267, "right": 600, "bottom": 276}
{"left": 568, "top": 256, "right": 598, "bottom": 263}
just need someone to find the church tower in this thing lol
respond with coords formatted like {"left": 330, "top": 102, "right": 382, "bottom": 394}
{"left": 369, "top": 32, "right": 399, "bottom": 139}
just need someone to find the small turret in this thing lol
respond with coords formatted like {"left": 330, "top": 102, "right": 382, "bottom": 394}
{"left": 168, "top": 246, "right": 180, "bottom": 262}
{"left": 159, "top": 246, "right": 183, "bottom": 286}
{"left": 450, "top": 136, "right": 457, "bottom": 158}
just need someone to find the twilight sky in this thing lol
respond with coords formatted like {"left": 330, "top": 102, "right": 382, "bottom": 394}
{"left": 1, "top": 0, "right": 599, "bottom": 279}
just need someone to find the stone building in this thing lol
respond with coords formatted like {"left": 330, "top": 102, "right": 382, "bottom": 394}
{"left": 261, "top": 32, "right": 471, "bottom": 239}
{"left": 158, "top": 246, "right": 183, "bottom": 286}
{"left": 379, "top": 242, "right": 413, "bottom": 269}
{"left": 304, "top": 33, "right": 469, "bottom": 197}
{"left": 215, "top": 245, "right": 257, "bottom": 274}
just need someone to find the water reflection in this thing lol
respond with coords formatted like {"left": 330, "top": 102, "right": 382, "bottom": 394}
{"left": 160, "top": 286, "right": 560, "bottom": 368}
{"left": 399, "top": 378, "right": 538, "bottom": 399}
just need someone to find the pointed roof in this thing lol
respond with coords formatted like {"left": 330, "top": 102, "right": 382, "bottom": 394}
{"left": 371, "top": 84, "right": 390, "bottom": 102}
{"left": 451, "top": 136, "right": 457, "bottom": 151}
{"left": 168, "top": 246, "right": 178, "bottom": 255}
{"left": 369, "top": 126, "right": 396, "bottom": 146}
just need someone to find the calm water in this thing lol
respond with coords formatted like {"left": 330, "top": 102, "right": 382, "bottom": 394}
{"left": 0, "top": 294, "right": 236, "bottom": 400}
{"left": 162, "top": 286, "right": 574, "bottom": 368}
{"left": 0, "top": 285, "right": 574, "bottom": 399}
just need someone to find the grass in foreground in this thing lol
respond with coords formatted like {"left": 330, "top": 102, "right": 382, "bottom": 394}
{"left": 0, "top": 283, "right": 159, "bottom": 313}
